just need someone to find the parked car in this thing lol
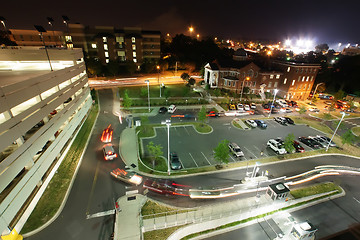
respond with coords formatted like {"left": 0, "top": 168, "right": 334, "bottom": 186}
{"left": 308, "top": 107, "right": 320, "bottom": 112}
{"left": 64, "top": 97, "right": 72, "bottom": 104}
{"left": 267, "top": 139, "right": 287, "bottom": 154}
{"left": 229, "top": 103, "right": 237, "bottom": 110}
{"left": 159, "top": 107, "right": 167, "bottom": 114}
{"left": 245, "top": 119, "right": 257, "bottom": 128}
{"left": 293, "top": 141, "right": 305, "bottom": 153}
{"left": 250, "top": 103, "right": 257, "bottom": 109}
{"left": 244, "top": 104, "right": 251, "bottom": 111}
{"left": 170, "top": 152, "right": 182, "bottom": 170}
{"left": 237, "top": 103, "right": 244, "bottom": 111}
{"left": 168, "top": 105, "right": 177, "bottom": 113}
{"left": 254, "top": 119, "right": 267, "bottom": 129}
{"left": 309, "top": 136, "right": 328, "bottom": 148}
{"left": 102, "top": 144, "right": 117, "bottom": 160}
{"left": 276, "top": 99, "right": 288, "bottom": 107}
{"left": 298, "top": 137, "right": 320, "bottom": 149}
{"left": 207, "top": 111, "right": 219, "bottom": 117}
{"left": 274, "top": 117, "right": 287, "bottom": 125}
{"left": 284, "top": 117, "right": 294, "bottom": 125}
{"left": 228, "top": 142, "right": 244, "bottom": 157}
{"left": 316, "top": 135, "right": 337, "bottom": 147}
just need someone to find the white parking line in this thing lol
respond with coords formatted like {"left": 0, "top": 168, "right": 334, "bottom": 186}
{"left": 201, "top": 152, "right": 212, "bottom": 165}
{"left": 253, "top": 145, "right": 268, "bottom": 157}
{"left": 178, "top": 158, "right": 185, "bottom": 169}
{"left": 243, "top": 146, "right": 258, "bottom": 159}
{"left": 188, "top": 153, "right": 199, "bottom": 167}
{"left": 229, "top": 154, "right": 236, "bottom": 162}
{"left": 183, "top": 126, "right": 190, "bottom": 135}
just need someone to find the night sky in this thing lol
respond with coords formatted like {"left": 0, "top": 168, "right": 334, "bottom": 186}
{"left": 1, "top": 0, "right": 359, "bottom": 45}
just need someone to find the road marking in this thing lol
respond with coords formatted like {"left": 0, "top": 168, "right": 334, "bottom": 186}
{"left": 223, "top": 123, "right": 230, "bottom": 125}
{"left": 353, "top": 197, "right": 360, "bottom": 204}
{"left": 201, "top": 152, "right": 212, "bottom": 165}
{"left": 86, "top": 161, "right": 101, "bottom": 215}
{"left": 183, "top": 126, "right": 190, "bottom": 135}
{"left": 126, "top": 190, "right": 139, "bottom": 195}
{"left": 86, "top": 209, "right": 115, "bottom": 219}
{"left": 253, "top": 145, "right": 268, "bottom": 157}
{"left": 178, "top": 158, "right": 185, "bottom": 169}
{"left": 229, "top": 154, "right": 236, "bottom": 162}
{"left": 188, "top": 153, "right": 198, "bottom": 167}
{"left": 243, "top": 146, "right": 258, "bottom": 159}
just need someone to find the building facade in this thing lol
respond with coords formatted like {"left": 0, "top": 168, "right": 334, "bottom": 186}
{"left": 67, "top": 24, "right": 161, "bottom": 67}
{"left": 8, "top": 29, "right": 65, "bottom": 47}
{"left": 204, "top": 60, "right": 320, "bottom": 100}
{"left": 0, "top": 47, "right": 92, "bottom": 236}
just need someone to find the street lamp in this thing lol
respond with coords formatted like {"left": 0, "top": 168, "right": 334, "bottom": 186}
{"left": 268, "top": 89, "right": 278, "bottom": 118}
{"left": 47, "top": 17, "right": 58, "bottom": 46}
{"left": 162, "top": 119, "right": 172, "bottom": 175}
{"left": 0, "top": 16, "right": 8, "bottom": 38}
{"left": 310, "top": 82, "right": 325, "bottom": 104}
{"left": 240, "top": 77, "right": 250, "bottom": 102}
{"left": 145, "top": 80, "right": 150, "bottom": 112}
{"left": 189, "top": 26, "right": 194, "bottom": 37}
{"left": 157, "top": 65, "right": 161, "bottom": 97}
{"left": 34, "top": 25, "right": 53, "bottom": 71}
{"left": 326, "top": 111, "right": 348, "bottom": 151}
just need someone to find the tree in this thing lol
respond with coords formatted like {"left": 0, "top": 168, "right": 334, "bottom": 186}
{"left": 180, "top": 73, "right": 190, "bottom": 81}
{"left": 197, "top": 106, "right": 207, "bottom": 126}
{"left": 334, "top": 90, "right": 345, "bottom": 100}
{"left": 146, "top": 141, "right": 163, "bottom": 169}
{"left": 122, "top": 89, "right": 132, "bottom": 109}
{"left": 214, "top": 139, "right": 230, "bottom": 166}
{"left": 163, "top": 88, "right": 170, "bottom": 99}
{"left": 341, "top": 130, "right": 354, "bottom": 147}
{"left": 243, "top": 86, "right": 250, "bottom": 94}
{"left": 284, "top": 134, "right": 295, "bottom": 153}
{"left": 315, "top": 43, "right": 329, "bottom": 53}
{"left": 299, "top": 106, "right": 307, "bottom": 114}
{"left": 188, "top": 78, "right": 196, "bottom": 86}
{"left": 86, "top": 57, "right": 103, "bottom": 77}
{"left": 214, "top": 88, "right": 221, "bottom": 98}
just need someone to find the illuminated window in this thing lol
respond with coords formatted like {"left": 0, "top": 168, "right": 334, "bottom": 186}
{"left": 270, "top": 75, "right": 274, "bottom": 79}
{"left": 276, "top": 75, "right": 280, "bottom": 79}
{"left": 65, "top": 36, "right": 72, "bottom": 42}
{"left": 66, "top": 43, "right": 73, "bottom": 49}
{"left": 117, "top": 51, "right": 125, "bottom": 57}
{"left": 105, "top": 52, "right": 109, "bottom": 57}
{"left": 302, "top": 76, "right": 305, "bottom": 81}
{"left": 287, "top": 67, "right": 290, "bottom": 72}
{"left": 133, "top": 59, "right": 137, "bottom": 63}
{"left": 116, "top": 36, "right": 124, "bottom": 43}
{"left": 131, "top": 37, "right": 136, "bottom": 43}
{"left": 106, "top": 59, "right": 109, "bottom": 63}
{"left": 224, "top": 79, "right": 227, "bottom": 86}
{"left": 104, "top": 44, "right": 108, "bottom": 50}
{"left": 274, "top": 82, "right": 278, "bottom": 88}
{"left": 298, "top": 76, "right": 301, "bottom": 81}
{"left": 292, "top": 80, "right": 295, "bottom": 86}
{"left": 308, "top": 85, "right": 311, "bottom": 90}
{"left": 303, "top": 84, "right": 307, "bottom": 90}
{"left": 268, "top": 82, "right": 272, "bottom": 87}
{"left": 91, "top": 43, "right": 97, "bottom": 49}
{"left": 103, "top": 37, "right": 107, "bottom": 43}
{"left": 306, "top": 76, "right": 309, "bottom": 81}
{"left": 283, "top": 78, "right": 287, "bottom": 84}
{"left": 133, "top": 52, "right": 136, "bottom": 58}
{"left": 132, "top": 44, "right": 136, "bottom": 50}
{"left": 311, "top": 76, "right": 314, "bottom": 81}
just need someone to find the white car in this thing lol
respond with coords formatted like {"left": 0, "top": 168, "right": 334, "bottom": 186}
{"left": 228, "top": 142, "right": 244, "bottom": 157}
{"left": 250, "top": 103, "right": 257, "bottom": 109}
{"left": 245, "top": 119, "right": 257, "bottom": 128}
{"left": 237, "top": 103, "right": 244, "bottom": 111}
{"left": 308, "top": 107, "right": 320, "bottom": 112}
{"left": 267, "top": 139, "right": 287, "bottom": 154}
{"left": 244, "top": 104, "right": 250, "bottom": 111}
{"left": 168, "top": 105, "right": 176, "bottom": 113}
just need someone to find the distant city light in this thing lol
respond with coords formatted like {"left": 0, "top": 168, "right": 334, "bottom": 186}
{"left": 285, "top": 39, "right": 291, "bottom": 46}
{"left": 283, "top": 37, "right": 316, "bottom": 54}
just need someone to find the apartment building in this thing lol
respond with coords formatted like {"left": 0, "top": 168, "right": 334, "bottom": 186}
{"left": 204, "top": 60, "right": 320, "bottom": 100}
{"left": 67, "top": 24, "right": 161, "bottom": 67}
{"left": 0, "top": 47, "right": 91, "bottom": 237}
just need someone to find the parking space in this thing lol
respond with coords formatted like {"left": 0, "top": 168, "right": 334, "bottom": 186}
{"left": 141, "top": 117, "right": 328, "bottom": 171}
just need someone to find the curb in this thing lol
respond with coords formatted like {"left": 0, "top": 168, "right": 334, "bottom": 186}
{"left": 23, "top": 94, "right": 100, "bottom": 237}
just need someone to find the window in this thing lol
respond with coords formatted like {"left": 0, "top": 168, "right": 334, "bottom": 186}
{"left": 66, "top": 43, "right": 73, "bottom": 48}
{"left": 133, "top": 52, "right": 136, "bottom": 58}
{"left": 117, "top": 51, "right": 125, "bottom": 57}
{"left": 298, "top": 76, "right": 301, "bottom": 81}
{"left": 296, "top": 68, "right": 299, "bottom": 73}
{"left": 276, "top": 75, "right": 280, "bottom": 79}
{"left": 248, "top": 69, "right": 254, "bottom": 77}
{"left": 300, "top": 68, "right": 303, "bottom": 73}
{"left": 287, "top": 67, "right": 290, "bottom": 72}
{"left": 131, "top": 37, "right": 136, "bottom": 43}
{"left": 91, "top": 43, "right": 97, "bottom": 49}
{"left": 305, "top": 69, "right": 308, "bottom": 73}
{"left": 104, "top": 52, "right": 109, "bottom": 57}
{"left": 303, "top": 84, "right": 307, "bottom": 90}
{"left": 132, "top": 44, "right": 136, "bottom": 50}
{"left": 268, "top": 82, "right": 272, "bottom": 87}
{"left": 224, "top": 79, "right": 227, "bottom": 86}
{"left": 232, "top": 81, "right": 235, "bottom": 87}
{"left": 283, "top": 78, "right": 287, "bottom": 84}
{"left": 254, "top": 71, "right": 258, "bottom": 78}
{"left": 274, "top": 82, "right": 278, "bottom": 88}
{"left": 104, "top": 44, "right": 108, "bottom": 50}
{"left": 292, "top": 80, "right": 295, "bottom": 86}
{"left": 116, "top": 36, "right": 124, "bottom": 43}
{"left": 103, "top": 37, "right": 107, "bottom": 43}
{"left": 65, "top": 36, "right": 72, "bottom": 42}
{"left": 311, "top": 76, "right": 314, "bottom": 81}
{"left": 253, "top": 81, "right": 256, "bottom": 87}
{"left": 133, "top": 59, "right": 137, "bottom": 63}
{"left": 302, "top": 76, "right": 305, "bottom": 82}
{"left": 308, "top": 85, "right": 311, "bottom": 90}
{"left": 306, "top": 76, "right": 309, "bottom": 81}
{"left": 270, "top": 75, "right": 274, "bottom": 79}
{"left": 106, "top": 59, "right": 109, "bottom": 63}
{"left": 228, "top": 81, "right": 231, "bottom": 86}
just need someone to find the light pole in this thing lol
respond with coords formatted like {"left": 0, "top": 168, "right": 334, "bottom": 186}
{"left": 310, "top": 82, "right": 325, "bottom": 104}
{"left": 34, "top": 25, "right": 53, "bottom": 71}
{"left": 326, "top": 111, "right": 347, "bottom": 151}
{"left": 157, "top": 65, "right": 161, "bottom": 97}
{"left": 240, "top": 77, "right": 250, "bottom": 102}
{"left": 162, "top": 119, "right": 171, "bottom": 175}
{"left": 0, "top": 16, "right": 8, "bottom": 38}
{"left": 268, "top": 89, "right": 278, "bottom": 118}
{"left": 145, "top": 80, "right": 150, "bottom": 112}
{"left": 189, "top": 26, "right": 194, "bottom": 37}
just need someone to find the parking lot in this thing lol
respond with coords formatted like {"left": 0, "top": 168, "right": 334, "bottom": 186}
{"left": 140, "top": 117, "right": 326, "bottom": 170}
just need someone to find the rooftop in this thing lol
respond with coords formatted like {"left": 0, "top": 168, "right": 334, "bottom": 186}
{"left": 0, "top": 70, "right": 50, "bottom": 88}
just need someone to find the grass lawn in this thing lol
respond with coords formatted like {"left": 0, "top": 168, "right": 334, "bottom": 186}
{"left": 144, "top": 226, "right": 186, "bottom": 240}
{"left": 130, "top": 98, "right": 208, "bottom": 107}
{"left": 232, "top": 120, "right": 243, "bottom": 129}
{"left": 290, "top": 182, "right": 342, "bottom": 199}
{"left": 119, "top": 84, "right": 201, "bottom": 98}
{"left": 21, "top": 101, "right": 99, "bottom": 234}
{"left": 141, "top": 199, "right": 193, "bottom": 219}
{"left": 192, "top": 122, "right": 212, "bottom": 133}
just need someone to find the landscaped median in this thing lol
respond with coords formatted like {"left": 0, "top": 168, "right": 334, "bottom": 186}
{"left": 142, "top": 182, "right": 343, "bottom": 240}
{"left": 21, "top": 96, "right": 99, "bottom": 234}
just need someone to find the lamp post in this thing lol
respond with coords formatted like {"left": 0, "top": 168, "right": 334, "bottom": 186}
{"left": 162, "top": 119, "right": 172, "bottom": 175}
{"left": 47, "top": 17, "right": 58, "bottom": 46}
{"left": 326, "top": 111, "right": 347, "bottom": 151}
{"left": 189, "top": 26, "right": 194, "bottom": 37}
{"left": 240, "top": 77, "right": 250, "bottom": 102}
{"left": 157, "top": 65, "right": 161, "bottom": 97}
{"left": 34, "top": 25, "right": 53, "bottom": 71}
{"left": 268, "top": 89, "right": 278, "bottom": 118}
{"left": 310, "top": 82, "right": 325, "bottom": 104}
{"left": 145, "top": 80, "right": 150, "bottom": 112}
{"left": 0, "top": 16, "right": 8, "bottom": 38}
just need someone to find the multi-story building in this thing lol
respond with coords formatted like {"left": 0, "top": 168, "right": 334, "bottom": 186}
{"left": 0, "top": 47, "right": 92, "bottom": 237}
{"left": 8, "top": 29, "right": 65, "bottom": 46}
{"left": 204, "top": 59, "right": 320, "bottom": 100}
{"left": 67, "top": 24, "right": 161, "bottom": 67}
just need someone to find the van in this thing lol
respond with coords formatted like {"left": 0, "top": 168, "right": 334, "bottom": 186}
{"left": 168, "top": 105, "right": 176, "bottom": 113}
